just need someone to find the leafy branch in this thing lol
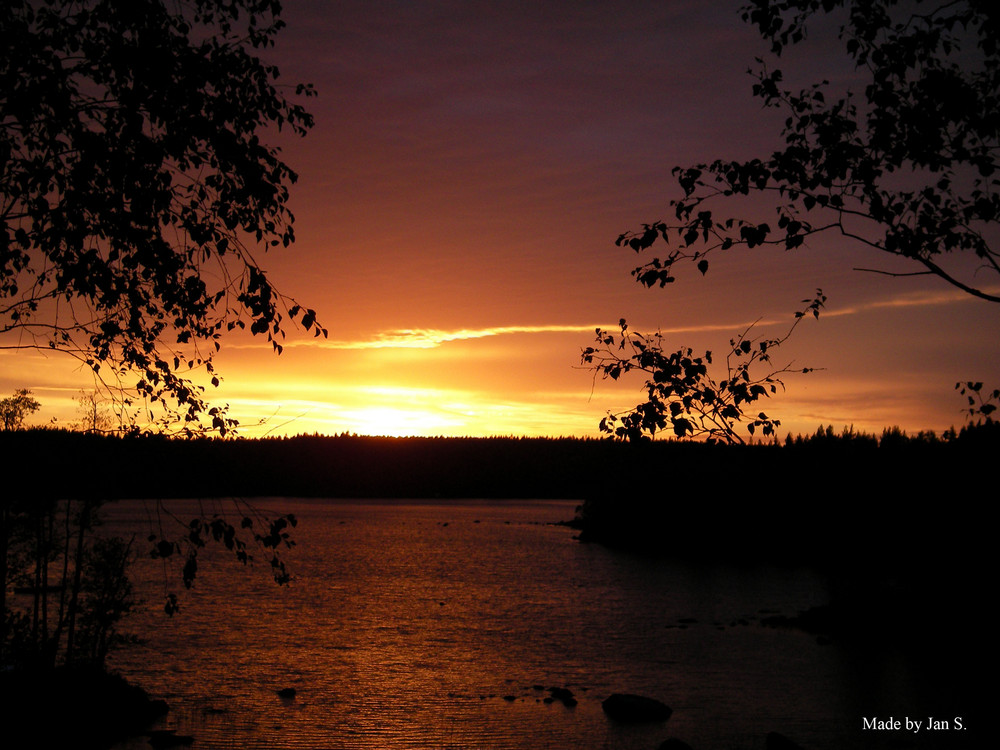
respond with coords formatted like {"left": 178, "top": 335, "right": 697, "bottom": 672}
{"left": 616, "top": 1, "right": 1000, "bottom": 304}
{"left": 582, "top": 290, "right": 825, "bottom": 443}
{"left": 145, "top": 498, "right": 298, "bottom": 616}
{"left": 956, "top": 380, "right": 999, "bottom": 423}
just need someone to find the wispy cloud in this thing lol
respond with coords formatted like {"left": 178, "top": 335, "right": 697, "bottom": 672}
{"left": 326, "top": 325, "right": 604, "bottom": 349}
{"left": 327, "top": 290, "right": 987, "bottom": 349}
{"left": 230, "top": 317, "right": 784, "bottom": 352}
{"left": 280, "top": 320, "right": 781, "bottom": 350}
{"left": 823, "top": 286, "right": 996, "bottom": 317}
{"left": 222, "top": 324, "right": 603, "bottom": 350}
{"left": 227, "top": 285, "right": 992, "bottom": 352}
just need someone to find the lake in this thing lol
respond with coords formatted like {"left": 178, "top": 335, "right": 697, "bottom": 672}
{"left": 101, "top": 498, "right": 963, "bottom": 750}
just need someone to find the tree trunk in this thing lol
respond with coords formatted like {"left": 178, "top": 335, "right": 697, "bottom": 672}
{"left": 31, "top": 510, "right": 42, "bottom": 661}
{"left": 51, "top": 499, "right": 73, "bottom": 662}
{"left": 65, "top": 499, "right": 91, "bottom": 665}
{"left": 0, "top": 504, "right": 8, "bottom": 664}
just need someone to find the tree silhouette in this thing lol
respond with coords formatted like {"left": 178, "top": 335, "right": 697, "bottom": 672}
{"left": 618, "top": 1, "right": 1000, "bottom": 303}
{"left": 0, "top": 388, "right": 41, "bottom": 430}
{"left": 74, "top": 389, "right": 114, "bottom": 433}
{"left": 1, "top": 0, "right": 324, "bottom": 434}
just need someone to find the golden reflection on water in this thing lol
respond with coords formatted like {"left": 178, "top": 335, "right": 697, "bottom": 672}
{"left": 106, "top": 499, "right": 845, "bottom": 750}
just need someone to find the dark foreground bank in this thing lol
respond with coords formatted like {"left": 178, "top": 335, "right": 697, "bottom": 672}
{"left": 0, "top": 666, "right": 167, "bottom": 749}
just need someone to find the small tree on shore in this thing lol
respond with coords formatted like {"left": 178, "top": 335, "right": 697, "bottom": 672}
{"left": 0, "top": 475, "right": 298, "bottom": 668}
{"left": 74, "top": 390, "right": 114, "bottom": 434}
{"left": 0, "top": 389, "right": 40, "bottom": 431}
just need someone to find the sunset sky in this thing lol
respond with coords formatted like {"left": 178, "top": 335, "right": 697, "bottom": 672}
{"left": 5, "top": 0, "right": 999, "bottom": 438}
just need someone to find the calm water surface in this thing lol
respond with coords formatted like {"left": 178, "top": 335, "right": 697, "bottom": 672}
{"left": 100, "top": 499, "right": 905, "bottom": 750}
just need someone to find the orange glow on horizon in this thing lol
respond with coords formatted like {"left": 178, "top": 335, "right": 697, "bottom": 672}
{"left": 4, "top": 282, "right": 997, "bottom": 442}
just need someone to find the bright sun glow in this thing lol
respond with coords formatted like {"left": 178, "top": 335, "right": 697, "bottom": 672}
{"left": 345, "top": 406, "right": 461, "bottom": 437}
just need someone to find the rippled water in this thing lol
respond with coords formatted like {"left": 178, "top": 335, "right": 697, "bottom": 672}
{"left": 101, "top": 498, "right": 886, "bottom": 749}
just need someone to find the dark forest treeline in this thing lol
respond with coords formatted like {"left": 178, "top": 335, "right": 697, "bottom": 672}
{"left": 3, "top": 422, "right": 996, "bottom": 501}
{"left": 4, "top": 424, "right": 996, "bottom": 570}
{"left": 5, "top": 430, "right": 614, "bottom": 500}
{"left": 581, "top": 422, "right": 996, "bottom": 560}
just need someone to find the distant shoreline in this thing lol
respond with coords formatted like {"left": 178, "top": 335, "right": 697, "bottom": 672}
{"left": 5, "top": 424, "right": 995, "bottom": 503}
{"left": 5, "top": 425, "right": 994, "bottom": 575}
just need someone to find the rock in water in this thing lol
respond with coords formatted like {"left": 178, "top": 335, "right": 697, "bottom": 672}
{"left": 548, "top": 686, "right": 578, "bottom": 707}
{"left": 601, "top": 693, "right": 672, "bottom": 723}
